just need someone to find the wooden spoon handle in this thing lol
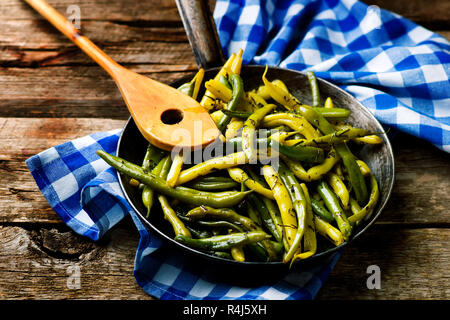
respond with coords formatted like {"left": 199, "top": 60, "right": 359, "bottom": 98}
{"left": 175, "top": 0, "right": 224, "bottom": 69}
{"left": 24, "top": 0, "right": 122, "bottom": 77}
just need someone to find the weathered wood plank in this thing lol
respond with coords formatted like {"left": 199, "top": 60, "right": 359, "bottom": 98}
{"left": 0, "top": 67, "right": 195, "bottom": 119}
{"left": 0, "top": 21, "right": 195, "bottom": 67}
{"left": 2, "top": 0, "right": 449, "bottom": 28}
{"left": 0, "top": 223, "right": 447, "bottom": 299}
{"left": 436, "top": 30, "right": 450, "bottom": 40}
{"left": 0, "top": 20, "right": 188, "bottom": 49}
{"left": 317, "top": 226, "right": 450, "bottom": 300}
{"left": 377, "top": 133, "right": 450, "bottom": 226}
{"left": 0, "top": 0, "right": 181, "bottom": 24}
{"left": 365, "top": 0, "right": 450, "bottom": 29}
{"left": 0, "top": 222, "right": 151, "bottom": 299}
{"left": 0, "top": 118, "right": 449, "bottom": 226}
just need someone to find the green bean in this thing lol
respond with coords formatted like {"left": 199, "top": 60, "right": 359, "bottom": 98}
{"left": 316, "top": 108, "right": 350, "bottom": 121}
{"left": 247, "top": 193, "right": 282, "bottom": 242}
{"left": 270, "top": 240, "right": 284, "bottom": 257}
{"left": 196, "top": 220, "right": 244, "bottom": 232}
{"left": 177, "top": 213, "right": 245, "bottom": 233}
{"left": 246, "top": 242, "right": 270, "bottom": 262}
{"left": 222, "top": 107, "right": 350, "bottom": 121}
{"left": 242, "top": 104, "right": 276, "bottom": 161}
{"left": 187, "top": 205, "right": 278, "bottom": 261}
{"left": 177, "top": 82, "right": 194, "bottom": 97}
{"left": 288, "top": 128, "right": 374, "bottom": 147}
{"left": 218, "top": 75, "right": 231, "bottom": 89}
{"left": 225, "top": 136, "right": 270, "bottom": 152}
{"left": 278, "top": 162, "right": 308, "bottom": 263}
{"left": 187, "top": 206, "right": 259, "bottom": 232}
{"left": 141, "top": 144, "right": 166, "bottom": 218}
{"left": 192, "top": 176, "right": 235, "bottom": 183}
{"left": 247, "top": 202, "right": 262, "bottom": 226}
{"left": 294, "top": 105, "right": 368, "bottom": 205}
{"left": 348, "top": 174, "right": 379, "bottom": 225}
{"left": 185, "top": 226, "right": 212, "bottom": 239}
{"left": 310, "top": 198, "right": 334, "bottom": 223}
{"left": 142, "top": 144, "right": 165, "bottom": 170}
{"left": 155, "top": 156, "right": 192, "bottom": 237}
{"left": 306, "top": 71, "right": 321, "bottom": 108}
{"left": 187, "top": 180, "right": 239, "bottom": 191}
{"left": 317, "top": 180, "right": 352, "bottom": 240}
{"left": 246, "top": 167, "right": 284, "bottom": 239}
{"left": 217, "top": 74, "right": 244, "bottom": 132}
{"left": 96, "top": 150, "right": 251, "bottom": 208}
{"left": 221, "top": 109, "right": 252, "bottom": 119}
{"left": 177, "top": 69, "right": 204, "bottom": 98}
{"left": 273, "top": 142, "right": 325, "bottom": 163}
{"left": 175, "top": 231, "right": 270, "bottom": 251}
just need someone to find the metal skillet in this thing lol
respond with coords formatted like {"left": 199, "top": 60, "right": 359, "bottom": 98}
{"left": 117, "top": 0, "right": 395, "bottom": 281}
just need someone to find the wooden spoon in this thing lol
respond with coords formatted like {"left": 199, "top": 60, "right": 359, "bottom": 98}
{"left": 24, "top": 0, "right": 220, "bottom": 151}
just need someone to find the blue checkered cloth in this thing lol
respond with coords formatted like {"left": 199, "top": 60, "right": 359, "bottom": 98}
{"left": 26, "top": 0, "right": 449, "bottom": 300}
{"left": 215, "top": 0, "right": 450, "bottom": 152}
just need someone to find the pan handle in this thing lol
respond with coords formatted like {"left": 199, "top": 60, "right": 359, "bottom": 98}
{"left": 175, "top": 0, "right": 225, "bottom": 69}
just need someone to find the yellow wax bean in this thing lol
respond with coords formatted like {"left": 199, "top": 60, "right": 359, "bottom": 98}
{"left": 262, "top": 165, "right": 297, "bottom": 246}
{"left": 327, "top": 172, "right": 350, "bottom": 209}
{"left": 192, "top": 68, "right": 205, "bottom": 100}
{"left": 348, "top": 174, "right": 380, "bottom": 225}
{"left": 248, "top": 91, "right": 268, "bottom": 108}
{"left": 262, "top": 113, "right": 320, "bottom": 140}
{"left": 225, "top": 118, "right": 244, "bottom": 140}
{"left": 176, "top": 152, "right": 247, "bottom": 185}
{"left": 356, "top": 159, "right": 371, "bottom": 176}
{"left": 200, "top": 53, "right": 236, "bottom": 110}
{"left": 354, "top": 135, "right": 383, "bottom": 144}
{"left": 166, "top": 153, "right": 184, "bottom": 188}
{"left": 230, "top": 49, "right": 243, "bottom": 75}
{"left": 314, "top": 216, "right": 344, "bottom": 246}
{"left": 324, "top": 97, "right": 334, "bottom": 108}
{"left": 205, "top": 79, "right": 233, "bottom": 102}
{"left": 227, "top": 167, "right": 274, "bottom": 199}
{"left": 280, "top": 149, "right": 340, "bottom": 182}
{"left": 211, "top": 110, "right": 225, "bottom": 124}
{"left": 262, "top": 66, "right": 301, "bottom": 109}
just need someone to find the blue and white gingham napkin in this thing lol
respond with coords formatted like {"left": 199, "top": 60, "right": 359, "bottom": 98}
{"left": 215, "top": 0, "right": 449, "bottom": 152}
{"left": 26, "top": 0, "right": 449, "bottom": 300}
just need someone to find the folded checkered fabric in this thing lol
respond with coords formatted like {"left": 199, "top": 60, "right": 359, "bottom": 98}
{"left": 26, "top": 130, "right": 341, "bottom": 300}
{"left": 26, "top": 0, "right": 449, "bottom": 300}
{"left": 214, "top": 0, "right": 450, "bottom": 152}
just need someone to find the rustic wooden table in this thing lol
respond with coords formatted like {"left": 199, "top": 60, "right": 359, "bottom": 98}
{"left": 0, "top": 0, "right": 448, "bottom": 300}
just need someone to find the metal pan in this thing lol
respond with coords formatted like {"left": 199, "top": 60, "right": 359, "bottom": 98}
{"left": 116, "top": 0, "right": 394, "bottom": 280}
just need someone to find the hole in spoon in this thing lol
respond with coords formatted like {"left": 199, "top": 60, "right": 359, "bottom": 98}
{"left": 161, "top": 109, "right": 184, "bottom": 125}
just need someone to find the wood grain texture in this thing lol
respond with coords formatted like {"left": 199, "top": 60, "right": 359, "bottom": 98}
{"left": 2, "top": 0, "right": 447, "bottom": 26}
{"left": 364, "top": 0, "right": 450, "bottom": 29}
{"left": 1, "top": 0, "right": 181, "bottom": 23}
{"left": 0, "top": 67, "right": 195, "bottom": 119}
{"left": 0, "top": 222, "right": 151, "bottom": 299}
{"left": 317, "top": 227, "right": 450, "bottom": 300}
